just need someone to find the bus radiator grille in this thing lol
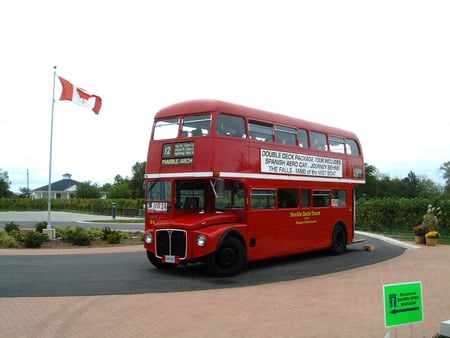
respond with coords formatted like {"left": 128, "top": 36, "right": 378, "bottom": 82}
{"left": 155, "top": 230, "right": 187, "bottom": 258}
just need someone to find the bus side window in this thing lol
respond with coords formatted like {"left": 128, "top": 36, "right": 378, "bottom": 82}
{"left": 301, "top": 189, "right": 310, "bottom": 208}
{"left": 278, "top": 189, "right": 298, "bottom": 208}
{"left": 329, "top": 136, "right": 345, "bottom": 153}
{"left": 298, "top": 129, "right": 309, "bottom": 147}
{"left": 251, "top": 189, "right": 275, "bottom": 209}
{"left": 332, "top": 190, "right": 347, "bottom": 206}
{"left": 249, "top": 120, "right": 274, "bottom": 142}
{"left": 276, "top": 125, "right": 297, "bottom": 145}
{"left": 216, "top": 114, "right": 246, "bottom": 138}
{"left": 345, "top": 139, "right": 361, "bottom": 155}
{"left": 313, "top": 190, "right": 330, "bottom": 207}
{"left": 311, "top": 131, "right": 328, "bottom": 151}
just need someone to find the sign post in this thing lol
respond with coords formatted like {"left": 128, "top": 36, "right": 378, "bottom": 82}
{"left": 383, "top": 281, "right": 423, "bottom": 328}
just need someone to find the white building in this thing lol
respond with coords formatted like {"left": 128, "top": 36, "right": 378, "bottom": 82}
{"left": 31, "top": 173, "right": 79, "bottom": 199}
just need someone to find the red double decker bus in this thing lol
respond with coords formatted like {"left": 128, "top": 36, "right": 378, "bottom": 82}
{"left": 144, "top": 99, "right": 365, "bottom": 276}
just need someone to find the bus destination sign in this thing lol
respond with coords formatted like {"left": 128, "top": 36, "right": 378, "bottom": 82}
{"left": 161, "top": 142, "right": 194, "bottom": 166}
{"left": 260, "top": 149, "right": 343, "bottom": 178}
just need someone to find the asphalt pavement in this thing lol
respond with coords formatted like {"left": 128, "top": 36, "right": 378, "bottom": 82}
{"left": 0, "top": 211, "right": 144, "bottom": 231}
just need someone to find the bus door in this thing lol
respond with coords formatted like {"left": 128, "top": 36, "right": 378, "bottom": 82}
{"left": 276, "top": 188, "right": 314, "bottom": 253}
{"left": 247, "top": 188, "right": 311, "bottom": 259}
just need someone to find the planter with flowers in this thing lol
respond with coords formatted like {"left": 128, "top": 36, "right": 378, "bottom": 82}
{"left": 425, "top": 231, "right": 440, "bottom": 246}
{"left": 413, "top": 225, "right": 425, "bottom": 244}
{"left": 421, "top": 204, "right": 442, "bottom": 246}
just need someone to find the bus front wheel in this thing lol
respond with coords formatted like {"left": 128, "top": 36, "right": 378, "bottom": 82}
{"left": 330, "top": 224, "right": 347, "bottom": 255}
{"left": 205, "top": 236, "right": 247, "bottom": 277}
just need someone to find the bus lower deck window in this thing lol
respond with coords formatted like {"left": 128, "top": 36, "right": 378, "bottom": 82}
{"left": 251, "top": 189, "right": 275, "bottom": 209}
{"left": 313, "top": 190, "right": 330, "bottom": 207}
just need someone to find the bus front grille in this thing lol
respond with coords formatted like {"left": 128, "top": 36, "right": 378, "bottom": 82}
{"left": 155, "top": 229, "right": 187, "bottom": 258}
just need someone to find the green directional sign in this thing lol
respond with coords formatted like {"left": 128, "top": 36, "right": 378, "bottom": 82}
{"left": 383, "top": 281, "right": 423, "bottom": 327}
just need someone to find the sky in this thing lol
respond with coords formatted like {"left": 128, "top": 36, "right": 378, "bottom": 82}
{"left": 1, "top": 1, "right": 449, "bottom": 193}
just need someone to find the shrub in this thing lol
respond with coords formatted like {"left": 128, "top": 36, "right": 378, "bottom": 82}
{"left": 8, "top": 229, "right": 25, "bottom": 242}
{"left": 0, "top": 230, "right": 18, "bottom": 248}
{"left": 106, "top": 231, "right": 122, "bottom": 244}
{"left": 55, "top": 226, "right": 65, "bottom": 239}
{"left": 4, "top": 221, "right": 20, "bottom": 234}
{"left": 66, "top": 227, "right": 91, "bottom": 246}
{"left": 102, "top": 226, "right": 113, "bottom": 240}
{"left": 23, "top": 231, "right": 48, "bottom": 248}
{"left": 35, "top": 221, "right": 48, "bottom": 233}
{"left": 88, "top": 228, "right": 103, "bottom": 240}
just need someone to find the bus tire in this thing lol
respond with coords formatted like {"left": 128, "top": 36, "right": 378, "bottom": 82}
{"left": 146, "top": 251, "right": 178, "bottom": 269}
{"left": 330, "top": 224, "right": 347, "bottom": 255}
{"left": 205, "top": 236, "right": 247, "bottom": 277}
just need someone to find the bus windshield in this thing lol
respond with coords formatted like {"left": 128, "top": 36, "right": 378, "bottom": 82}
{"left": 175, "top": 179, "right": 245, "bottom": 211}
{"left": 147, "top": 180, "right": 171, "bottom": 212}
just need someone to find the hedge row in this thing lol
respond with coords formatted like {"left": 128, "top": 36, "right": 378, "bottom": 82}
{"left": 356, "top": 198, "right": 450, "bottom": 233}
{"left": 0, "top": 198, "right": 144, "bottom": 217}
{"left": 1, "top": 197, "right": 449, "bottom": 233}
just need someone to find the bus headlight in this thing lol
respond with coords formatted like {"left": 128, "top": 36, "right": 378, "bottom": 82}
{"left": 144, "top": 233, "right": 153, "bottom": 244}
{"left": 196, "top": 234, "right": 207, "bottom": 247}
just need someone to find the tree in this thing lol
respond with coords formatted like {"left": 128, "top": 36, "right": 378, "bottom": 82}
{"left": 440, "top": 161, "right": 450, "bottom": 196}
{"left": 75, "top": 181, "right": 100, "bottom": 198}
{"left": 18, "top": 187, "right": 31, "bottom": 198}
{"left": 416, "top": 177, "right": 442, "bottom": 198}
{"left": 403, "top": 171, "right": 419, "bottom": 198}
{"left": 355, "top": 163, "right": 379, "bottom": 198}
{"left": 130, "top": 161, "right": 145, "bottom": 198}
{"left": 108, "top": 182, "right": 133, "bottom": 199}
{"left": 0, "top": 169, "right": 13, "bottom": 198}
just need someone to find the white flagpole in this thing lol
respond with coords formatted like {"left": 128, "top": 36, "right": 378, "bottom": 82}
{"left": 47, "top": 66, "right": 57, "bottom": 232}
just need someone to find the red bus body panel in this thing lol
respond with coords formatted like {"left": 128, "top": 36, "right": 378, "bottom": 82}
{"left": 144, "top": 99, "right": 365, "bottom": 267}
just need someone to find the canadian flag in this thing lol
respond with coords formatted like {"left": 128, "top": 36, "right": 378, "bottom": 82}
{"left": 58, "top": 76, "right": 102, "bottom": 114}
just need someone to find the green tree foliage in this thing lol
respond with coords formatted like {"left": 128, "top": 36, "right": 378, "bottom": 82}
{"left": 108, "top": 182, "right": 133, "bottom": 199}
{"left": 356, "top": 163, "right": 378, "bottom": 198}
{"left": 357, "top": 163, "right": 444, "bottom": 199}
{"left": 130, "top": 161, "right": 145, "bottom": 198}
{"left": 0, "top": 169, "right": 13, "bottom": 198}
{"left": 75, "top": 181, "right": 100, "bottom": 199}
{"left": 440, "top": 161, "right": 450, "bottom": 197}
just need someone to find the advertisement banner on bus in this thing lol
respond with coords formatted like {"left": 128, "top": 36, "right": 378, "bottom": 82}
{"left": 260, "top": 149, "right": 343, "bottom": 178}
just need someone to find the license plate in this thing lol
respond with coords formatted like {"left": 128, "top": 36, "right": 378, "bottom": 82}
{"left": 163, "top": 255, "right": 176, "bottom": 263}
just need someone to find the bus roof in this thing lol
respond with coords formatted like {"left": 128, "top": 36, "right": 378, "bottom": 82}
{"left": 155, "top": 99, "right": 359, "bottom": 139}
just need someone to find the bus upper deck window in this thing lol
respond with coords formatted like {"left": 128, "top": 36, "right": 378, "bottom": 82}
{"left": 153, "top": 118, "right": 179, "bottom": 140}
{"left": 298, "top": 129, "right": 309, "bottom": 147}
{"left": 276, "top": 125, "right": 297, "bottom": 145}
{"left": 182, "top": 114, "right": 212, "bottom": 137}
{"left": 216, "top": 114, "right": 246, "bottom": 138}
{"left": 249, "top": 120, "right": 273, "bottom": 142}
{"left": 345, "top": 139, "right": 360, "bottom": 155}
{"left": 329, "top": 136, "right": 345, "bottom": 153}
{"left": 311, "top": 131, "right": 328, "bottom": 151}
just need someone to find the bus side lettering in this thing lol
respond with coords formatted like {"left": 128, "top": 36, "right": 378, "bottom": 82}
{"left": 261, "top": 149, "right": 343, "bottom": 178}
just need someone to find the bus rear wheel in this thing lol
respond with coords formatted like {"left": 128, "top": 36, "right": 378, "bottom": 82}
{"left": 330, "top": 224, "right": 347, "bottom": 255}
{"left": 205, "top": 237, "right": 246, "bottom": 277}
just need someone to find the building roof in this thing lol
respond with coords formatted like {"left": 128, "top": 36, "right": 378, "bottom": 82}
{"left": 33, "top": 178, "right": 80, "bottom": 192}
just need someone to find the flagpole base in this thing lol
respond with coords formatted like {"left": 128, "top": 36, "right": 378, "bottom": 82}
{"left": 43, "top": 228, "right": 56, "bottom": 240}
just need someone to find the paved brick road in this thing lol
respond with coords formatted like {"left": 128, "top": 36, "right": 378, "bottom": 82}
{"left": 0, "top": 213, "right": 449, "bottom": 337}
